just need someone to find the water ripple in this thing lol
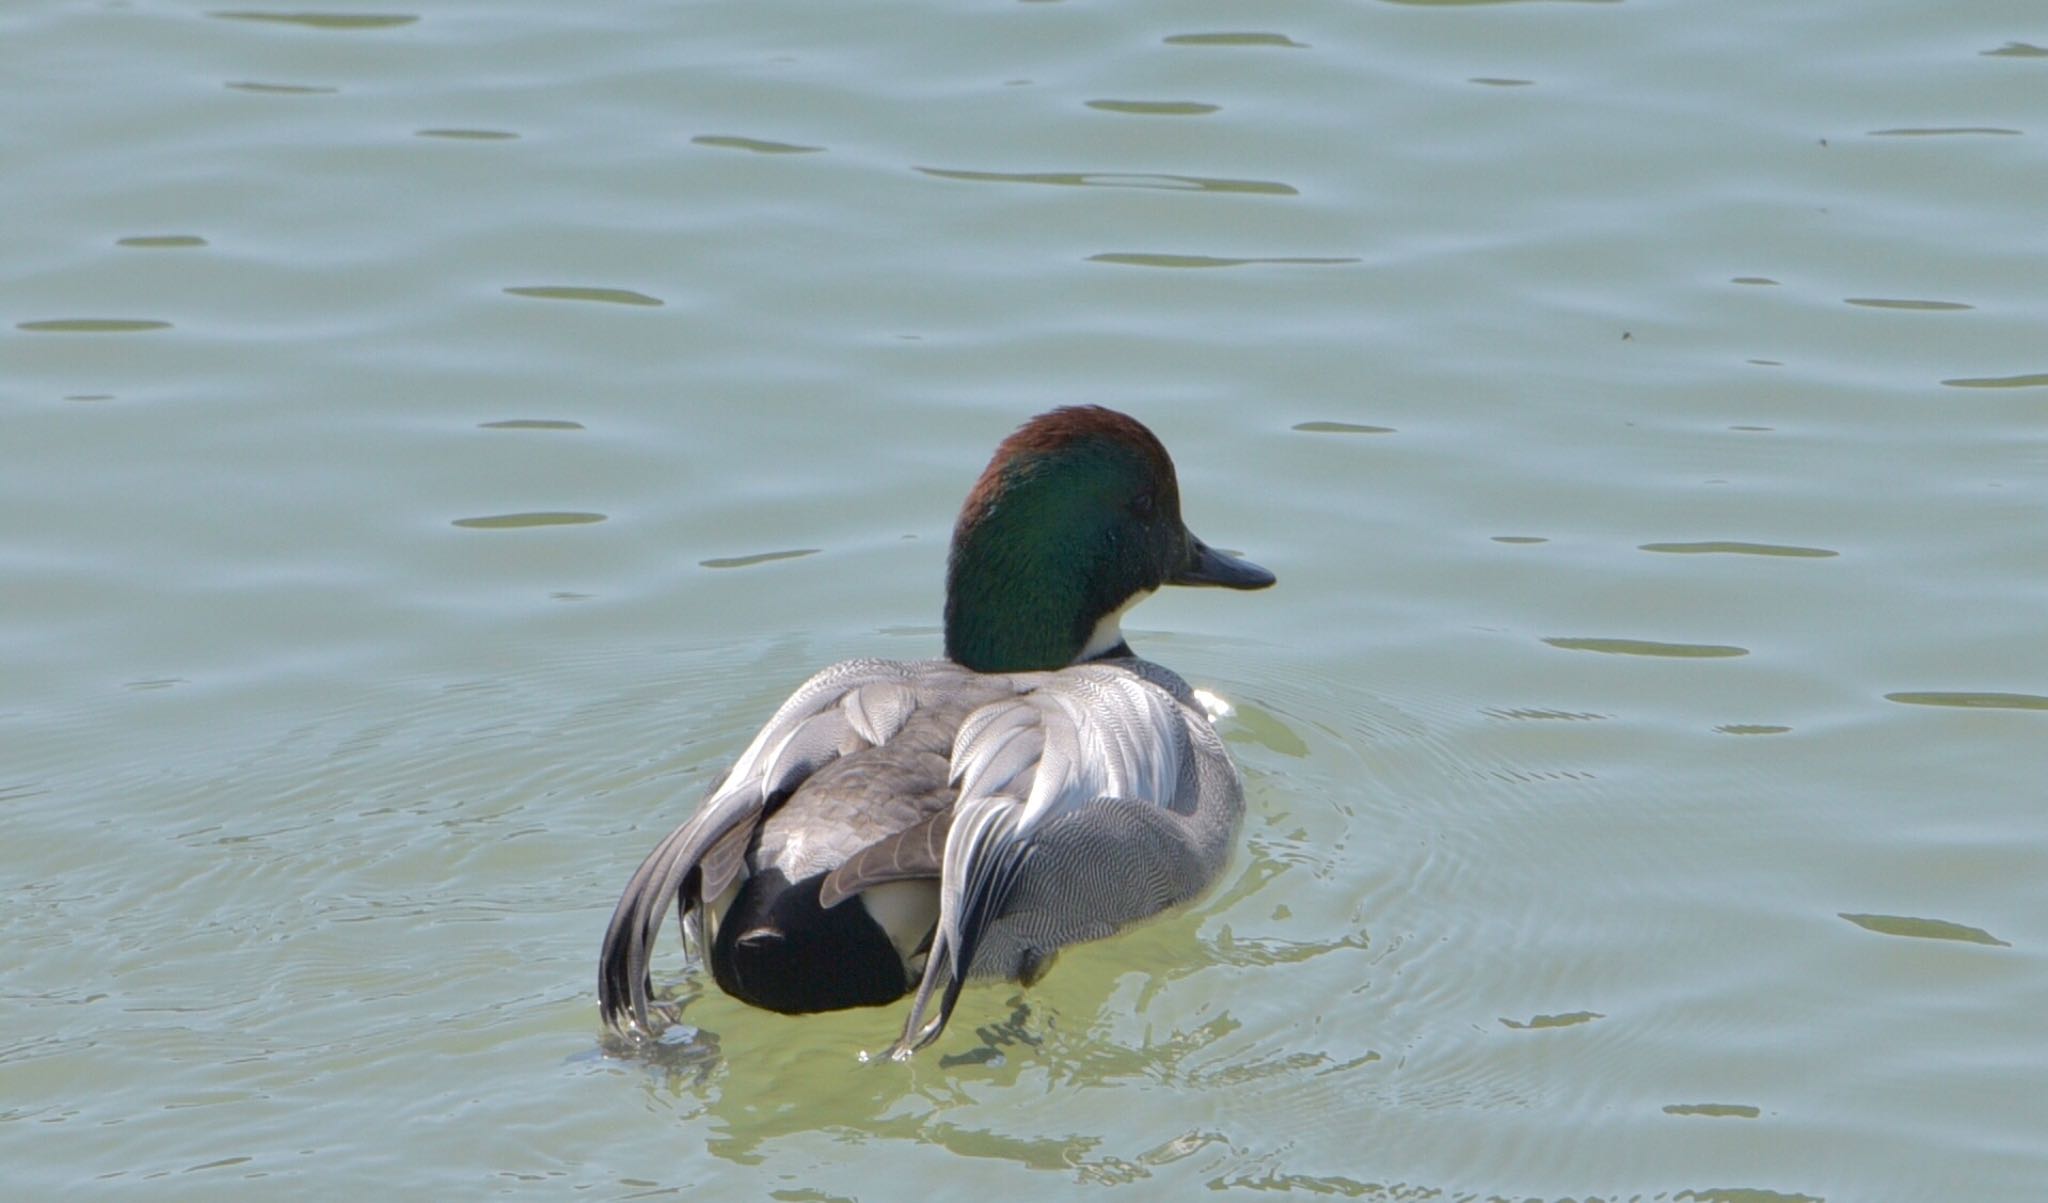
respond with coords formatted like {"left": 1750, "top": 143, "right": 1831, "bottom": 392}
{"left": 1544, "top": 636, "right": 1750, "bottom": 658}
{"left": 224, "top": 80, "right": 338, "bottom": 94}
{"left": 1884, "top": 690, "right": 2048, "bottom": 711}
{"left": 1292, "top": 421, "right": 1395, "bottom": 435}
{"left": 1637, "top": 541, "right": 1838, "bottom": 558}
{"left": 1844, "top": 296, "right": 1972, "bottom": 311}
{"left": 1868, "top": 126, "right": 2022, "bottom": 137}
{"left": 1499, "top": 1010, "right": 1603, "bottom": 1030}
{"left": 1839, "top": 912, "right": 2009, "bottom": 946}
{"left": 207, "top": 11, "right": 419, "bottom": 30}
{"left": 451, "top": 511, "right": 606, "bottom": 529}
{"left": 1162, "top": 32, "right": 1307, "bottom": 49}
{"left": 503, "top": 285, "right": 663, "bottom": 307}
{"left": 1663, "top": 1102, "right": 1762, "bottom": 1119}
{"left": 1084, "top": 100, "right": 1221, "bottom": 116}
{"left": 1088, "top": 253, "right": 1359, "bottom": 269}
{"left": 918, "top": 167, "right": 1296, "bottom": 196}
{"left": 692, "top": 135, "right": 824, "bottom": 155}
{"left": 699, "top": 549, "right": 821, "bottom": 570}
{"left": 1940, "top": 372, "right": 2048, "bottom": 389}
{"left": 415, "top": 128, "right": 518, "bottom": 141}
{"left": 16, "top": 319, "right": 172, "bottom": 333}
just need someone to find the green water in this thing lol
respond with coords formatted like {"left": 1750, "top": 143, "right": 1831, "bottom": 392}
{"left": 6, "top": 1, "right": 2044, "bottom": 1199}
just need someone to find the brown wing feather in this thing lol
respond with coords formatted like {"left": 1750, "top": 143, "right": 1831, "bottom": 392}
{"left": 817, "top": 809, "right": 954, "bottom": 908}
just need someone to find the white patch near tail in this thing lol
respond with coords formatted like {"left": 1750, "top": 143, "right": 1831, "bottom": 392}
{"left": 858, "top": 879, "right": 941, "bottom": 971}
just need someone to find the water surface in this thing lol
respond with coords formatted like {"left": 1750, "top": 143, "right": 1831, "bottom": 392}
{"left": 5, "top": 0, "right": 2044, "bottom": 1199}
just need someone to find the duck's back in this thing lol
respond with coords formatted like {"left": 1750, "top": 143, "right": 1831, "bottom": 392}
{"left": 750, "top": 668, "right": 1015, "bottom": 885}
{"left": 599, "top": 654, "right": 1246, "bottom": 1031}
{"left": 704, "top": 662, "right": 1009, "bottom": 1013}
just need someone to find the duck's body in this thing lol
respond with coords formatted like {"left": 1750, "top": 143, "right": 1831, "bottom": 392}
{"left": 598, "top": 406, "right": 1272, "bottom": 1057}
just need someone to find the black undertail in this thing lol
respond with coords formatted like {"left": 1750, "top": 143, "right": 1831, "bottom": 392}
{"left": 709, "top": 868, "right": 910, "bottom": 1014}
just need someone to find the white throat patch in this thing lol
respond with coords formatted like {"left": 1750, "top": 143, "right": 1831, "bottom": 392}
{"left": 1079, "top": 588, "right": 1155, "bottom": 661}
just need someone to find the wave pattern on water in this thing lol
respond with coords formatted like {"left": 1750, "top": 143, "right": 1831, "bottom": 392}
{"left": 6, "top": 0, "right": 2046, "bottom": 1196}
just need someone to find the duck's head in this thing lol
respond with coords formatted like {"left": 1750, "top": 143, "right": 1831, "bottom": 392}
{"left": 944, "top": 405, "right": 1275, "bottom": 673}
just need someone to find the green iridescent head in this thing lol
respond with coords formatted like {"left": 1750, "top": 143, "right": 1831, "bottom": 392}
{"left": 943, "top": 406, "right": 1274, "bottom": 673}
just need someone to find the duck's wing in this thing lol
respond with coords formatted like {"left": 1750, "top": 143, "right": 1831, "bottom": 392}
{"left": 598, "top": 658, "right": 960, "bottom": 1038}
{"left": 887, "top": 662, "right": 1231, "bottom": 1058}
{"left": 816, "top": 809, "right": 953, "bottom": 908}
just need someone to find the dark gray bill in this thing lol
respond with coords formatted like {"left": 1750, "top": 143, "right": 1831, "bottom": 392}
{"left": 1172, "top": 535, "right": 1276, "bottom": 590}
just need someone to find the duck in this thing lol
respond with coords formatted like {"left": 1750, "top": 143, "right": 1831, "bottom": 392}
{"left": 597, "top": 405, "right": 1274, "bottom": 1059}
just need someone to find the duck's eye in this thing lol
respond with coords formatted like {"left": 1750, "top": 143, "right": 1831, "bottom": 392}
{"left": 1129, "top": 492, "right": 1156, "bottom": 520}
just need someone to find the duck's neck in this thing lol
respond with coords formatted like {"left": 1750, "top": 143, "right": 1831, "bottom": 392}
{"left": 944, "top": 523, "right": 1098, "bottom": 672}
{"left": 1076, "top": 589, "right": 1151, "bottom": 662}
{"left": 945, "top": 471, "right": 1148, "bottom": 672}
